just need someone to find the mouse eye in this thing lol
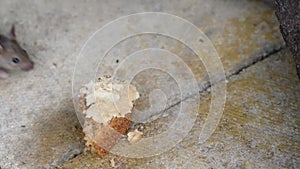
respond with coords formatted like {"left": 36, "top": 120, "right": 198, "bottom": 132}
{"left": 12, "top": 57, "right": 20, "bottom": 64}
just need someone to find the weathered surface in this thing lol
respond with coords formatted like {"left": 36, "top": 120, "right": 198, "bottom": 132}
{"left": 0, "top": 0, "right": 288, "bottom": 168}
{"left": 61, "top": 49, "right": 300, "bottom": 169}
{"left": 275, "top": 0, "right": 300, "bottom": 78}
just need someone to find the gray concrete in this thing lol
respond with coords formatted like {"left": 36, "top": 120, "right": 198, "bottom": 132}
{"left": 62, "top": 49, "right": 300, "bottom": 169}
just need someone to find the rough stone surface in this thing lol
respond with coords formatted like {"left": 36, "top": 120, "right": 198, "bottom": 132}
{"left": 62, "top": 49, "right": 300, "bottom": 169}
{"left": 275, "top": 0, "right": 300, "bottom": 78}
{"left": 0, "top": 0, "right": 289, "bottom": 168}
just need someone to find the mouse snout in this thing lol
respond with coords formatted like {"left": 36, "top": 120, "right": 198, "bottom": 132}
{"left": 21, "top": 61, "right": 34, "bottom": 71}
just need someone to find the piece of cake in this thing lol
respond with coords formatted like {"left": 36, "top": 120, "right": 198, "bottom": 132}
{"left": 77, "top": 76, "right": 139, "bottom": 157}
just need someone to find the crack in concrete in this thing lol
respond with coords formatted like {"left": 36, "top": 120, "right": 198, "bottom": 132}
{"left": 161, "top": 46, "right": 284, "bottom": 115}
{"left": 232, "top": 47, "right": 284, "bottom": 76}
{"left": 53, "top": 148, "right": 83, "bottom": 168}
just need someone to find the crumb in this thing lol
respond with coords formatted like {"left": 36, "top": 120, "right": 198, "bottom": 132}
{"left": 110, "top": 158, "right": 116, "bottom": 168}
{"left": 127, "top": 129, "right": 143, "bottom": 144}
{"left": 109, "top": 117, "right": 132, "bottom": 135}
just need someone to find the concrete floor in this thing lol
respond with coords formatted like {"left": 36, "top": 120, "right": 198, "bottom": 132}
{"left": 0, "top": 0, "right": 298, "bottom": 169}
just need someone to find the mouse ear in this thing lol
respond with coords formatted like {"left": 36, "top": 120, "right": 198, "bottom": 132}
{"left": 9, "top": 25, "right": 16, "bottom": 40}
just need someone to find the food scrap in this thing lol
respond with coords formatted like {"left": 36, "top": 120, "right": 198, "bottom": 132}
{"left": 77, "top": 76, "right": 139, "bottom": 157}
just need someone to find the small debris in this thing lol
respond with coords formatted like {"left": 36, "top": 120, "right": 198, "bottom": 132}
{"left": 134, "top": 123, "right": 146, "bottom": 132}
{"left": 127, "top": 129, "right": 143, "bottom": 144}
{"left": 110, "top": 158, "right": 116, "bottom": 168}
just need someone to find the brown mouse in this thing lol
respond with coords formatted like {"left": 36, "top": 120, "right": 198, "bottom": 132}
{"left": 0, "top": 25, "right": 34, "bottom": 78}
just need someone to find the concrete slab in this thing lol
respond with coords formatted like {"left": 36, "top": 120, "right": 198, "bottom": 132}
{"left": 61, "top": 49, "right": 299, "bottom": 169}
{"left": 0, "top": 0, "right": 287, "bottom": 168}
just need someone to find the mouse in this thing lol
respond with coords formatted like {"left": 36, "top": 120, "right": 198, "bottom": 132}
{"left": 0, "top": 25, "right": 34, "bottom": 78}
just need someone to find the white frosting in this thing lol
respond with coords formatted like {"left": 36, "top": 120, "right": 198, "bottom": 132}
{"left": 81, "top": 76, "right": 139, "bottom": 124}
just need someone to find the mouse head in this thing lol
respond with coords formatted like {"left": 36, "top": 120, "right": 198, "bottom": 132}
{"left": 0, "top": 25, "right": 34, "bottom": 71}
